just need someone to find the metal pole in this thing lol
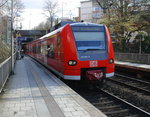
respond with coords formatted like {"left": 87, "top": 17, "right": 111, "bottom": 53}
{"left": 139, "top": 36, "right": 141, "bottom": 54}
{"left": 62, "top": 2, "right": 63, "bottom": 18}
{"left": 139, "top": 39, "right": 141, "bottom": 54}
{"left": 11, "top": 0, "right": 14, "bottom": 74}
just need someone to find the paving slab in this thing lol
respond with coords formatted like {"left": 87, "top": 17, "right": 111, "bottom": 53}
{"left": 0, "top": 56, "right": 107, "bottom": 117}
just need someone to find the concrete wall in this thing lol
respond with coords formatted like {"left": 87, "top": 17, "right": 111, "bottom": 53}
{"left": 115, "top": 53, "right": 150, "bottom": 64}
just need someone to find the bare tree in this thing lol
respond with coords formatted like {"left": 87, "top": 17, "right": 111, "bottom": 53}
{"left": 0, "top": 0, "right": 8, "bottom": 7}
{"left": 3, "top": 0, "right": 24, "bottom": 16}
{"left": 0, "top": 0, "right": 8, "bottom": 15}
{"left": 34, "top": 21, "right": 48, "bottom": 30}
{"left": 0, "top": 0, "right": 24, "bottom": 43}
{"left": 43, "top": 0, "right": 58, "bottom": 29}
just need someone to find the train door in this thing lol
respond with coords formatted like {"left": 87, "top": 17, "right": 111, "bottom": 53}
{"left": 57, "top": 33, "right": 61, "bottom": 62}
{"left": 57, "top": 33, "right": 64, "bottom": 73}
{"left": 43, "top": 41, "right": 47, "bottom": 64}
{"left": 36, "top": 42, "right": 38, "bottom": 59}
{"left": 29, "top": 44, "right": 32, "bottom": 56}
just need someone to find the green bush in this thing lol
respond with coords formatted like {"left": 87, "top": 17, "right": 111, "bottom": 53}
{"left": 113, "top": 35, "right": 150, "bottom": 54}
{"left": 141, "top": 35, "right": 150, "bottom": 53}
{"left": 0, "top": 41, "right": 10, "bottom": 64}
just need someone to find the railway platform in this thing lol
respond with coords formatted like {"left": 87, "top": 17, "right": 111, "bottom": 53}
{"left": 115, "top": 61, "right": 150, "bottom": 77}
{"left": 0, "top": 56, "right": 106, "bottom": 117}
{"left": 115, "top": 61, "right": 150, "bottom": 72}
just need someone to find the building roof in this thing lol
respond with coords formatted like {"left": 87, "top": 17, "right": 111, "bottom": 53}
{"left": 80, "top": 0, "right": 91, "bottom": 3}
{"left": 16, "top": 30, "right": 46, "bottom": 37}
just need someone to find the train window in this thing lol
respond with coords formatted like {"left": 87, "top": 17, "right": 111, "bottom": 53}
{"left": 33, "top": 46, "right": 36, "bottom": 53}
{"left": 57, "top": 35, "right": 61, "bottom": 49}
{"left": 41, "top": 42, "right": 47, "bottom": 55}
{"left": 34, "top": 46, "right": 36, "bottom": 53}
{"left": 38, "top": 46, "right": 41, "bottom": 53}
{"left": 36, "top": 43, "right": 38, "bottom": 53}
{"left": 32, "top": 47, "right": 34, "bottom": 53}
{"left": 47, "top": 45, "right": 50, "bottom": 57}
{"left": 47, "top": 44, "right": 54, "bottom": 58}
{"left": 72, "top": 26, "right": 106, "bottom": 51}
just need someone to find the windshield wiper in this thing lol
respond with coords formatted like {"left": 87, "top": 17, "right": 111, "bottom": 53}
{"left": 78, "top": 48, "right": 102, "bottom": 51}
{"left": 84, "top": 48, "right": 101, "bottom": 51}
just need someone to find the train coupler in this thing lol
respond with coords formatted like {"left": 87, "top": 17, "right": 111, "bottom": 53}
{"left": 86, "top": 70, "right": 104, "bottom": 81}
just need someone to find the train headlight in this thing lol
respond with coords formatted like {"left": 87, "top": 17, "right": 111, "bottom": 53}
{"left": 68, "top": 60, "right": 77, "bottom": 66}
{"left": 109, "top": 58, "right": 114, "bottom": 64}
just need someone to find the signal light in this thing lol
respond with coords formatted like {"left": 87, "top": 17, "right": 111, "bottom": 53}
{"left": 68, "top": 60, "right": 77, "bottom": 66}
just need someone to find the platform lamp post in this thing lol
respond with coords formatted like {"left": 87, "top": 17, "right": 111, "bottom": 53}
{"left": 139, "top": 35, "right": 145, "bottom": 54}
{"left": 11, "top": 0, "right": 14, "bottom": 74}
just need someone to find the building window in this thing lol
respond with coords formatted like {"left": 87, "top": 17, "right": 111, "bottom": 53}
{"left": 92, "top": 13, "right": 101, "bottom": 18}
{"left": 93, "top": 7, "right": 101, "bottom": 11}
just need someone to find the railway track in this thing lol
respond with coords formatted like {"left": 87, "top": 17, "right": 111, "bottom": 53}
{"left": 31, "top": 57, "right": 150, "bottom": 116}
{"left": 75, "top": 87, "right": 150, "bottom": 117}
{"left": 109, "top": 73, "right": 150, "bottom": 95}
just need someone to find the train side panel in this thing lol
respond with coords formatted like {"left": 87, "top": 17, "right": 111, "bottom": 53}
{"left": 61, "top": 25, "right": 80, "bottom": 79}
{"left": 105, "top": 26, "right": 115, "bottom": 77}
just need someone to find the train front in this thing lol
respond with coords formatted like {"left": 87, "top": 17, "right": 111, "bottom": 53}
{"left": 62, "top": 23, "right": 114, "bottom": 84}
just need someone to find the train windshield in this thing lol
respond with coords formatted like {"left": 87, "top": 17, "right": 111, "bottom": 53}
{"left": 71, "top": 26, "right": 106, "bottom": 51}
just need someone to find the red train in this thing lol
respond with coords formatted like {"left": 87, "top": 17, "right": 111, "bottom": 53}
{"left": 25, "top": 22, "right": 114, "bottom": 84}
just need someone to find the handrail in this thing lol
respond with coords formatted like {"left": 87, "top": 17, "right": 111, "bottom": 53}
{"left": 0, "top": 56, "right": 11, "bottom": 67}
{"left": 0, "top": 53, "right": 16, "bottom": 93}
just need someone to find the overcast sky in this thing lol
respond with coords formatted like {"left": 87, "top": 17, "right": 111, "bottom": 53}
{"left": 20, "top": 0, "right": 82, "bottom": 29}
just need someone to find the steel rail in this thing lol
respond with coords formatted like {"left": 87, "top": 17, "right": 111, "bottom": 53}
{"left": 99, "top": 88, "right": 150, "bottom": 117}
{"left": 108, "top": 78, "right": 150, "bottom": 94}
{"left": 115, "top": 73, "right": 150, "bottom": 85}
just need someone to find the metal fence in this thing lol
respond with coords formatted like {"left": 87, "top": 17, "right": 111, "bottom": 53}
{"left": 0, "top": 53, "right": 16, "bottom": 93}
{"left": 115, "top": 53, "right": 150, "bottom": 64}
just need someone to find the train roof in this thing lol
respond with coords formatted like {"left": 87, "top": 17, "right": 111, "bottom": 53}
{"left": 40, "top": 23, "right": 104, "bottom": 40}
{"left": 26, "top": 22, "right": 105, "bottom": 44}
{"left": 50, "top": 21, "right": 77, "bottom": 31}
{"left": 70, "top": 22, "right": 105, "bottom": 27}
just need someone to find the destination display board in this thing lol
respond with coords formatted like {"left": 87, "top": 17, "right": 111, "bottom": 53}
{"left": 71, "top": 26, "right": 104, "bottom": 32}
